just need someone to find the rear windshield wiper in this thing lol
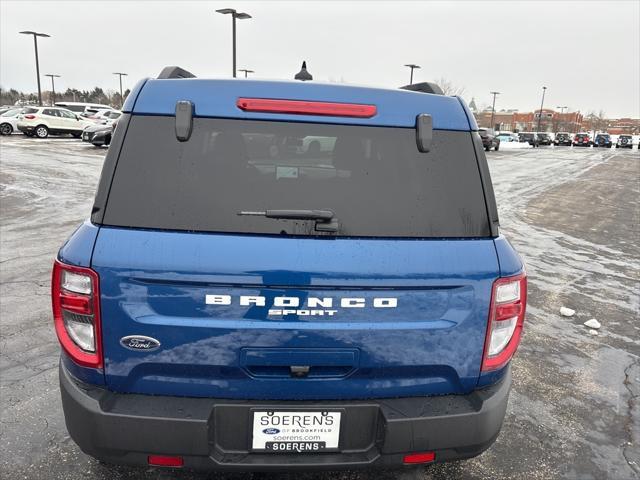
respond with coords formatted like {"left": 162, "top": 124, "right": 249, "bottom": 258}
{"left": 238, "top": 209, "right": 339, "bottom": 232}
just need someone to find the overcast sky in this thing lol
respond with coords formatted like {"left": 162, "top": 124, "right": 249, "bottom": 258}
{"left": 1, "top": 0, "right": 639, "bottom": 117}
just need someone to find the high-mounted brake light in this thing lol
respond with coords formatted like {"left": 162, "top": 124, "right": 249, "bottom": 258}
{"left": 481, "top": 272, "right": 527, "bottom": 372}
{"left": 51, "top": 260, "right": 102, "bottom": 368}
{"left": 236, "top": 98, "right": 377, "bottom": 118}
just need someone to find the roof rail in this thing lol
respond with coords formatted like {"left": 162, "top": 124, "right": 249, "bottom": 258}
{"left": 157, "top": 66, "right": 196, "bottom": 79}
{"left": 400, "top": 82, "right": 444, "bottom": 95}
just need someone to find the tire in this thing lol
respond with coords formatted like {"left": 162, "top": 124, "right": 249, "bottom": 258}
{"left": 35, "top": 125, "right": 49, "bottom": 138}
{"left": 494, "top": 143, "right": 500, "bottom": 151}
{"left": 0, "top": 123, "right": 12, "bottom": 135}
{"left": 485, "top": 145, "right": 490, "bottom": 151}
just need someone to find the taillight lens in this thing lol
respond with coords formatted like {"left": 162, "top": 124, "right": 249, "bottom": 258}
{"left": 51, "top": 260, "right": 102, "bottom": 368}
{"left": 482, "top": 272, "right": 527, "bottom": 372}
{"left": 24, "top": 114, "right": 36, "bottom": 119}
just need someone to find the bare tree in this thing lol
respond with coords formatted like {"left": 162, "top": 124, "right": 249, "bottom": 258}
{"left": 584, "top": 110, "right": 608, "bottom": 133}
{"left": 435, "top": 77, "right": 466, "bottom": 97}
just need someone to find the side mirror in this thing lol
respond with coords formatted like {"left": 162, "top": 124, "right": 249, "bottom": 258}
{"left": 416, "top": 114, "right": 432, "bottom": 152}
{"left": 75, "top": 115, "right": 80, "bottom": 120}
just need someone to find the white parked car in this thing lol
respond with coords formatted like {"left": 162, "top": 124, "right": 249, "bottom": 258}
{"left": 0, "top": 108, "right": 24, "bottom": 135}
{"left": 496, "top": 132, "right": 519, "bottom": 143}
{"left": 54, "top": 101, "right": 114, "bottom": 116}
{"left": 16, "top": 106, "right": 93, "bottom": 138}
{"left": 86, "top": 109, "right": 122, "bottom": 124}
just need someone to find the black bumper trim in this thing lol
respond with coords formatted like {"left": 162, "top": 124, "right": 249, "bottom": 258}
{"left": 60, "top": 362, "right": 511, "bottom": 471}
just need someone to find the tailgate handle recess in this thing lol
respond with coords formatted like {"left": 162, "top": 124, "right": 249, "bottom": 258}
{"left": 241, "top": 348, "right": 359, "bottom": 379}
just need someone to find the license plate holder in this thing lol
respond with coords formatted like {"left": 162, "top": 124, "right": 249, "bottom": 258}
{"left": 250, "top": 409, "right": 343, "bottom": 453}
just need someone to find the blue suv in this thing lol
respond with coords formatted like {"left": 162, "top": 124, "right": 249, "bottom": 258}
{"left": 53, "top": 67, "right": 527, "bottom": 473}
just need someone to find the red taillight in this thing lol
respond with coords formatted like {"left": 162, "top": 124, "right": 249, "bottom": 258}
{"left": 24, "top": 114, "right": 36, "bottom": 119}
{"left": 236, "top": 98, "right": 377, "bottom": 118}
{"left": 403, "top": 452, "right": 436, "bottom": 464}
{"left": 481, "top": 272, "right": 527, "bottom": 372}
{"left": 51, "top": 260, "right": 102, "bottom": 368}
{"left": 148, "top": 455, "right": 184, "bottom": 467}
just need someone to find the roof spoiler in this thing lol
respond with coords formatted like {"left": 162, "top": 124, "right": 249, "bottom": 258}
{"left": 157, "top": 66, "right": 197, "bottom": 79}
{"left": 400, "top": 82, "right": 444, "bottom": 95}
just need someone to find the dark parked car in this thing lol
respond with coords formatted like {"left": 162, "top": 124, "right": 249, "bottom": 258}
{"left": 593, "top": 133, "right": 612, "bottom": 148}
{"left": 616, "top": 135, "right": 633, "bottom": 149}
{"left": 519, "top": 132, "right": 539, "bottom": 147}
{"left": 478, "top": 128, "right": 500, "bottom": 151}
{"left": 573, "top": 133, "right": 592, "bottom": 147}
{"left": 536, "top": 133, "right": 552, "bottom": 145}
{"left": 82, "top": 120, "right": 117, "bottom": 147}
{"left": 554, "top": 132, "right": 572, "bottom": 146}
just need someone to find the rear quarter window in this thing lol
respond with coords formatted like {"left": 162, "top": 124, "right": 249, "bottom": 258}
{"left": 100, "top": 116, "right": 492, "bottom": 238}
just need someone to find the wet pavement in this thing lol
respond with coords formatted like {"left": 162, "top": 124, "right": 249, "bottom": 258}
{"left": 0, "top": 136, "right": 638, "bottom": 480}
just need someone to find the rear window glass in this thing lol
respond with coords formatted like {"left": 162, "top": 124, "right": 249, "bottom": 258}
{"left": 102, "top": 116, "right": 490, "bottom": 238}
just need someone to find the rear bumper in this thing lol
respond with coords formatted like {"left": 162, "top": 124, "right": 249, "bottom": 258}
{"left": 60, "top": 362, "right": 511, "bottom": 471}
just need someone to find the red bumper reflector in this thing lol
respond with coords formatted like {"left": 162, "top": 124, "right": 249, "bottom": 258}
{"left": 237, "top": 98, "right": 377, "bottom": 118}
{"left": 148, "top": 455, "right": 184, "bottom": 467}
{"left": 403, "top": 451, "right": 436, "bottom": 464}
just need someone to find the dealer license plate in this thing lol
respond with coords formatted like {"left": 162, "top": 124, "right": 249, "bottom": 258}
{"left": 251, "top": 410, "right": 341, "bottom": 452}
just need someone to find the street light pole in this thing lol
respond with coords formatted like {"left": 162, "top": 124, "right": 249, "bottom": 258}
{"left": 404, "top": 64, "right": 420, "bottom": 85}
{"left": 19, "top": 31, "right": 50, "bottom": 106}
{"left": 216, "top": 8, "right": 252, "bottom": 78}
{"left": 45, "top": 74, "right": 60, "bottom": 106}
{"left": 556, "top": 105, "right": 567, "bottom": 131}
{"left": 113, "top": 72, "right": 128, "bottom": 108}
{"left": 489, "top": 91, "right": 501, "bottom": 130}
{"left": 536, "top": 86, "right": 547, "bottom": 132}
{"left": 238, "top": 69, "right": 254, "bottom": 78}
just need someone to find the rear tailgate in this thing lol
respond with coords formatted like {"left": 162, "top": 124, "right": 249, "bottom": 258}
{"left": 93, "top": 228, "right": 499, "bottom": 400}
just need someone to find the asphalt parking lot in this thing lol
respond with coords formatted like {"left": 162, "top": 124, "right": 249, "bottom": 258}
{"left": 0, "top": 136, "right": 638, "bottom": 480}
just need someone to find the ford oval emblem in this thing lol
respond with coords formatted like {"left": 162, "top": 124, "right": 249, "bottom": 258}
{"left": 262, "top": 428, "right": 280, "bottom": 435}
{"left": 120, "top": 335, "right": 161, "bottom": 351}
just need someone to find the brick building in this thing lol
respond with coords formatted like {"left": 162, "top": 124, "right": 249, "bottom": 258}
{"left": 475, "top": 110, "right": 516, "bottom": 131}
{"left": 474, "top": 108, "right": 584, "bottom": 133}
{"left": 605, "top": 118, "right": 640, "bottom": 135}
{"left": 512, "top": 109, "right": 584, "bottom": 133}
